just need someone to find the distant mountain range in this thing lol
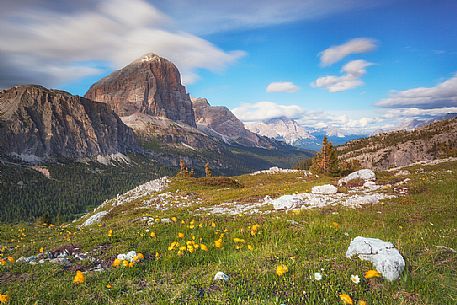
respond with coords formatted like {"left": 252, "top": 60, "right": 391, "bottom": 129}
{"left": 245, "top": 117, "right": 366, "bottom": 150}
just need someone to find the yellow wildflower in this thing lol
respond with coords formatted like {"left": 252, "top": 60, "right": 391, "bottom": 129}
{"left": 0, "top": 294, "right": 9, "bottom": 303}
{"left": 128, "top": 262, "right": 134, "bottom": 268}
{"left": 200, "top": 244, "right": 208, "bottom": 251}
{"left": 112, "top": 258, "right": 121, "bottom": 268}
{"left": 106, "top": 284, "right": 112, "bottom": 289}
{"left": 107, "top": 229, "right": 113, "bottom": 237}
{"left": 137, "top": 253, "right": 144, "bottom": 260}
{"left": 339, "top": 294, "right": 353, "bottom": 305}
{"left": 250, "top": 224, "right": 260, "bottom": 236}
{"left": 331, "top": 222, "right": 340, "bottom": 230}
{"left": 357, "top": 301, "right": 367, "bottom": 305}
{"left": 0, "top": 259, "right": 5, "bottom": 266}
{"left": 73, "top": 270, "right": 85, "bottom": 285}
{"left": 178, "top": 232, "right": 185, "bottom": 239}
{"left": 39, "top": 247, "right": 44, "bottom": 253}
{"left": 233, "top": 238, "right": 245, "bottom": 243}
{"left": 149, "top": 231, "right": 156, "bottom": 238}
{"left": 171, "top": 217, "right": 177, "bottom": 222}
{"left": 155, "top": 252, "right": 160, "bottom": 260}
{"left": 211, "top": 222, "right": 216, "bottom": 227}
{"left": 214, "top": 239, "right": 223, "bottom": 249}
{"left": 364, "top": 269, "right": 381, "bottom": 279}
{"left": 122, "top": 260, "right": 129, "bottom": 267}
{"left": 276, "top": 264, "right": 288, "bottom": 276}
{"left": 247, "top": 245, "right": 254, "bottom": 251}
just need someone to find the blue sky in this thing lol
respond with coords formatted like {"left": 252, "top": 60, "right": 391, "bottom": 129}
{"left": 1, "top": 0, "right": 456, "bottom": 133}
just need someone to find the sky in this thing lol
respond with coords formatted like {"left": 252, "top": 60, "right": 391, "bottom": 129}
{"left": 1, "top": 0, "right": 456, "bottom": 134}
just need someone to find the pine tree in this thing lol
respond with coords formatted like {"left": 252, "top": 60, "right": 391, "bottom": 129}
{"left": 204, "top": 162, "right": 212, "bottom": 177}
{"left": 310, "top": 136, "right": 340, "bottom": 175}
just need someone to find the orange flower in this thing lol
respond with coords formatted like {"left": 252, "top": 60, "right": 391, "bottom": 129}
{"left": 178, "top": 232, "right": 185, "bottom": 239}
{"left": 112, "top": 258, "right": 122, "bottom": 268}
{"left": 6, "top": 257, "right": 14, "bottom": 264}
{"left": 339, "top": 294, "right": 353, "bottom": 305}
{"left": 364, "top": 269, "right": 381, "bottom": 279}
{"left": 73, "top": 270, "right": 85, "bottom": 284}
{"left": 0, "top": 294, "right": 9, "bottom": 303}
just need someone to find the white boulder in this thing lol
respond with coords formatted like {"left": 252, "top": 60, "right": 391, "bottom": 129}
{"left": 346, "top": 236, "right": 405, "bottom": 281}
{"left": 338, "top": 169, "right": 376, "bottom": 186}
{"left": 311, "top": 184, "right": 338, "bottom": 194}
{"left": 213, "top": 271, "right": 230, "bottom": 281}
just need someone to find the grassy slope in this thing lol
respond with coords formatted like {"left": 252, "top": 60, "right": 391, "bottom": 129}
{"left": 0, "top": 162, "right": 456, "bottom": 304}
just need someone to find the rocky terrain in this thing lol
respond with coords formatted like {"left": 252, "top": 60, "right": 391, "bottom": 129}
{"left": 1, "top": 158, "right": 455, "bottom": 304}
{"left": 85, "top": 53, "right": 196, "bottom": 127}
{"left": 0, "top": 85, "right": 137, "bottom": 162}
{"left": 338, "top": 117, "right": 457, "bottom": 170}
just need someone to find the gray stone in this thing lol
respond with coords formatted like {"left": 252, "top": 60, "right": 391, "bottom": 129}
{"left": 346, "top": 236, "right": 405, "bottom": 281}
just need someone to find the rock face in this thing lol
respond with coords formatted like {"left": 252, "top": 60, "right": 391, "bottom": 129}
{"left": 338, "top": 117, "right": 457, "bottom": 170}
{"left": 192, "top": 97, "right": 274, "bottom": 148}
{"left": 346, "top": 236, "right": 405, "bottom": 281}
{"left": 0, "top": 85, "right": 137, "bottom": 162}
{"left": 85, "top": 53, "right": 196, "bottom": 127}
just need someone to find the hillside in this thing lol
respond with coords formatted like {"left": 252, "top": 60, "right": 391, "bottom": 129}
{"left": 0, "top": 160, "right": 456, "bottom": 304}
{"left": 338, "top": 117, "right": 457, "bottom": 169}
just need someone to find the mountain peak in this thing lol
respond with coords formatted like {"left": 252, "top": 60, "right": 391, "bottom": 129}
{"left": 85, "top": 53, "right": 196, "bottom": 127}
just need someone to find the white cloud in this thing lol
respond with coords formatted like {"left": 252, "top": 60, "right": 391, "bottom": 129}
{"left": 376, "top": 74, "right": 457, "bottom": 108}
{"left": 266, "top": 81, "right": 299, "bottom": 93}
{"left": 313, "top": 60, "right": 372, "bottom": 92}
{"left": 232, "top": 102, "right": 305, "bottom": 122}
{"left": 319, "top": 38, "right": 377, "bottom": 66}
{"left": 0, "top": 0, "right": 245, "bottom": 88}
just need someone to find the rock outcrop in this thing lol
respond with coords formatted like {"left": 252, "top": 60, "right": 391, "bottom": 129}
{"left": 192, "top": 97, "right": 276, "bottom": 148}
{"left": 85, "top": 53, "right": 196, "bottom": 127}
{"left": 0, "top": 85, "right": 137, "bottom": 162}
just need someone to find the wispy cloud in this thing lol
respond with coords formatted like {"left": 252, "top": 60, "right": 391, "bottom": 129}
{"left": 319, "top": 38, "right": 377, "bottom": 66}
{"left": 156, "top": 1, "right": 383, "bottom": 35}
{"left": 376, "top": 73, "right": 457, "bottom": 108}
{"left": 312, "top": 59, "right": 372, "bottom": 92}
{"left": 0, "top": 0, "right": 245, "bottom": 88}
{"left": 266, "top": 81, "right": 299, "bottom": 93}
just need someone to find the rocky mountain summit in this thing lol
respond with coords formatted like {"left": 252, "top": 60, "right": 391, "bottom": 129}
{"left": 338, "top": 117, "right": 457, "bottom": 169}
{"left": 0, "top": 85, "right": 136, "bottom": 162}
{"left": 245, "top": 117, "right": 314, "bottom": 145}
{"left": 192, "top": 97, "right": 276, "bottom": 148}
{"left": 85, "top": 53, "right": 196, "bottom": 127}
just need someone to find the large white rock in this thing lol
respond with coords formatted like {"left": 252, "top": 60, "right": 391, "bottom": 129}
{"left": 338, "top": 169, "right": 376, "bottom": 186}
{"left": 311, "top": 184, "right": 338, "bottom": 194}
{"left": 268, "top": 194, "right": 303, "bottom": 210}
{"left": 82, "top": 210, "right": 108, "bottom": 226}
{"left": 346, "top": 236, "right": 405, "bottom": 281}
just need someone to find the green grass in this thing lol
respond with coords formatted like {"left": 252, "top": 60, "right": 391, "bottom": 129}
{"left": 0, "top": 162, "right": 456, "bottom": 304}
